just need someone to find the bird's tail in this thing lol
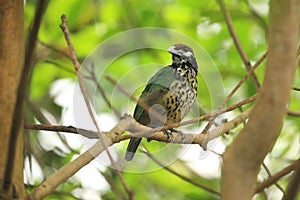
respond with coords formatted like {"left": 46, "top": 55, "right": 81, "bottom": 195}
{"left": 125, "top": 138, "right": 142, "bottom": 161}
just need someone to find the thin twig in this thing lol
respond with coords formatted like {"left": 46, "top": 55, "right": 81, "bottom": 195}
{"left": 44, "top": 60, "right": 75, "bottom": 75}
{"left": 88, "top": 64, "right": 121, "bottom": 117}
{"left": 59, "top": 15, "right": 134, "bottom": 200}
{"left": 287, "top": 110, "right": 300, "bottom": 117}
{"left": 262, "top": 162, "right": 285, "bottom": 194}
{"left": 140, "top": 94, "right": 257, "bottom": 136}
{"left": 225, "top": 52, "right": 266, "bottom": 102}
{"left": 3, "top": 0, "right": 49, "bottom": 191}
{"left": 201, "top": 108, "right": 252, "bottom": 149}
{"left": 142, "top": 147, "right": 220, "bottom": 196}
{"left": 27, "top": 100, "right": 75, "bottom": 152}
{"left": 201, "top": 51, "right": 267, "bottom": 134}
{"left": 24, "top": 123, "right": 98, "bottom": 139}
{"left": 200, "top": 9, "right": 268, "bottom": 136}
{"left": 283, "top": 159, "right": 300, "bottom": 200}
{"left": 38, "top": 40, "right": 72, "bottom": 60}
{"left": 255, "top": 160, "right": 299, "bottom": 193}
{"left": 217, "top": 0, "right": 260, "bottom": 89}
{"left": 105, "top": 75, "right": 139, "bottom": 102}
{"left": 100, "top": 171, "right": 127, "bottom": 199}
{"left": 292, "top": 86, "right": 300, "bottom": 91}
{"left": 59, "top": 16, "right": 80, "bottom": 72}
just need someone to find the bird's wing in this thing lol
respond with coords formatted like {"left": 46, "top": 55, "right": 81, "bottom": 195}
{"left": 133, "top": 66, "right": 174, "bottom": 121}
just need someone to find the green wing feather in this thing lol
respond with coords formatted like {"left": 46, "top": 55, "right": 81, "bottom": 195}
{"left": 125, "top": 66, "right": 175, "bottom": 161}
{"left": 133, "top": 66, "right": 175, "bottom": 121}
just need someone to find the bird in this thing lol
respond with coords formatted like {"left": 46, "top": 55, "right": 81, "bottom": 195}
{"left": 125, "top": 44, "right": 198, "bottom": 161}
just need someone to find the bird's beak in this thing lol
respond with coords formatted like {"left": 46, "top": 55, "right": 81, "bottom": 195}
{"left": 167, "top": 45, "right": 177, "bottom": 55}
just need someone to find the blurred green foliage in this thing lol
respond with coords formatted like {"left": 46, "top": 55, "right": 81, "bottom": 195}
{"left": 24, "top": 0, "right": 299, "bottom": 199}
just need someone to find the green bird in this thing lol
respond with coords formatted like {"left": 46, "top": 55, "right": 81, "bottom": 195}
{"left": 125, "top": 44, "right": 198, "bottom": 161}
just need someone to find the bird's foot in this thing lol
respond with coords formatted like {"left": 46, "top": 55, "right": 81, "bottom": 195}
{"left": 165, "top": 129, "right": 173, "bottom": 142}
{"left": 164, "top": 129, "right": 185, "bottom": 142}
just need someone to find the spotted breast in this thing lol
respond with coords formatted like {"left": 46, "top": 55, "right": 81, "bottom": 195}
{"left": 125, "top": 44, "right": 198, "bottom": 161}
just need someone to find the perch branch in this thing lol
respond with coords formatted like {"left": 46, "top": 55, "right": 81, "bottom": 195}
{"left": 201, "top": 107, "right": 252, "bottom": 149}
{"left": 29, "top": 94, "right": 255, "bottom": 199}
{"left": 29, "top": 108, "right": 250, "bottom": 199}
{"left": 25, "top": 94, "right": 257, "bottom": 144}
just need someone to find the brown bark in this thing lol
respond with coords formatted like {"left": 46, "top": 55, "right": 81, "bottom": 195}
{"left": 0, "top": 0, "right": 25, "bottom": 199}
{"left": 221, "top": 0, "right": 299, "bottom": 199}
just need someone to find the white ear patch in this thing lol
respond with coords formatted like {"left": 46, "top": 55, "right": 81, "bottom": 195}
{"left": 168, "top": 45, "right": 194, "bottom": 58}
{"left": 183, "top": 51, "right": 193, "bottom": 57}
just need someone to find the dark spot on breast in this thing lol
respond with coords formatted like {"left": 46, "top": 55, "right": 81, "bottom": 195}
{"left": 174, "top": 82, "right": 178, "bottom": 88}
{"left": 171, "top": 98, "right": 174, "bottom": 104}
{"left": 172, "top": 104, "right": 179, "bottom": 112}
{"left": 173, "top": 114, "right": 177, "bottom": 120}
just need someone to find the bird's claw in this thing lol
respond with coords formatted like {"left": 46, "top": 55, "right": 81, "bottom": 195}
{"left": 164, "top": 129, "right": 185, "bottom": 143}
{"left": 165, "top": 129, "right": 173, "bottom": 142}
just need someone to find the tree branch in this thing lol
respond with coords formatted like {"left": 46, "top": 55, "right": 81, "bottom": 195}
{"left": 255, "top": 159, "right": 299, "bottom": 194}
{"left": 287, "top": 110, "right": 300, "bottom": 117}
{"left": 29, "top": 115, "right": 132, "bottom": 199}
{"left": 202, "top": 108, "right": 252, "bottom": 149}
{"left": 261, "top": 162, "right": 285, "bottom": 194}
{"left": 30, "top": 137, "right": 112, "bottom": 199}
{"left": 24, "top": 123, "right": 98, "bottom": 139}
{"left": 283, "top": 159, "right": 300, "bottom": 200}
{"left": 59, "top": 15, "right": 134, "bottom": 200}
{"left": 25, "top": 93, "right": 256, "bottom": 143}
{"left": 29, "top": 101, "right": 254, "bottom": 199}
{"left": 201, "top": 51, "right": 266, "bottom": 134}
{"left": 221, "top": 0, "right": 299, "bottom": 199}
{"left": 3, "top": 0, "right": 48, "bottom": 191}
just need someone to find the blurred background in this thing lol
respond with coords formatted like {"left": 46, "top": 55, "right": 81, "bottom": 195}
{"left": 24, "top": 0, "right": 299, "bottom": 199}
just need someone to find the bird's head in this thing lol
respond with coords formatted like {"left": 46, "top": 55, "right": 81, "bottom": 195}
{"left": 168, "top": 44, "right": 198, "bottom": 73}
